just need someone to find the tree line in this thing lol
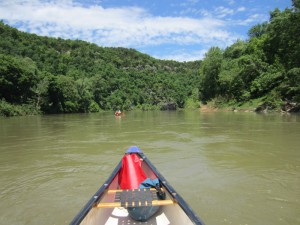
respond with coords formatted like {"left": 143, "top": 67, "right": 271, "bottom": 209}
{"left": 199, "top": 0, "right": 300, "bottom": 111}
{"left": 0, "top": 0, "right": 299, "bottom": 116}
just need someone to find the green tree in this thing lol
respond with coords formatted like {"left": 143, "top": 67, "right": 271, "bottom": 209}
{"left": 199, "top": 47, "right": 223, "bottom": 101}
{"left": 218, "top": 58, "right": 241, "bottom": 100}
{"left": 0, "top": 54, "right": 38, "bottom": 103}
{"left": 293, "top": 0, "right": 300, "bottom": 10}
{"left": 248, "top": 22, "right": 268, "bottom": 38}
{"left": 265, "top": 5, "right": 300, "bottom": 70}
{"left": 279, "top": 68, "right": 300, "bottom": 102}
{"left": 91, "top": 74, "right": 110, "bottom": 110}
{"left": 30, "top": 76, "right": 49, "bottom": 111}
{"left": 47, "top": 75, "right": 79, "bottom": 113}
{"left": 250, "top": 59, "right": 285, "bottom": 98}
{"left": 76, "top": 78, "right": 94, "bottom": 113}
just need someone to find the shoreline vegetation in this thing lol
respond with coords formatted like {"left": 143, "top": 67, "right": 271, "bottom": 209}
{"left": 200, "top": 102, "right": 300, "bottom": 114}
{"left": 1, "top": 99, "right": 299, "bottom": 117}
{"left": 1, "top": 1, "right": 300, "bottom": 117}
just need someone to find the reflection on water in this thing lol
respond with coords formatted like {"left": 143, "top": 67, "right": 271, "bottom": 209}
{"left": 0, "top": 111, "right": 299, "bottom": 225}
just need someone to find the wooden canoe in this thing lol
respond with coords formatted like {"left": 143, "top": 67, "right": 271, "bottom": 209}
{"left": 70, "top": 148, "right": 205, "bottom": 225}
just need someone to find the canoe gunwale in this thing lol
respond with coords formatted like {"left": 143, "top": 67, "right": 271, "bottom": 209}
{"left": 69, "top": 160, "right": 122, "bottom": 225}
{"left": 140, "top": 153, "right": 205, "bottom": 225}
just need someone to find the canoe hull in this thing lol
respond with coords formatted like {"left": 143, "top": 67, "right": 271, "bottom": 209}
{"left": 70, "top": 152, "right": 205, "bottom": 225}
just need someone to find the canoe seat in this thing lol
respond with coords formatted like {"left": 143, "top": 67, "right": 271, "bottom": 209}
{"left": 116, "top": 188, "right": 157, "bottom": 207}
{"left": 96, "top": 189, "right": 174, "bottom": 208}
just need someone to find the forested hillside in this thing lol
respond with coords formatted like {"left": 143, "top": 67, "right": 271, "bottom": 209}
{"left": 0, "top": 0, "right": 300, "bottom": 116}
{"left": 0, "top": 21, "right": 201, "bottom": 116}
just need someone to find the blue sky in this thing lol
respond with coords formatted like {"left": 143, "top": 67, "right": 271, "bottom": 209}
{"left": 0, "top": 0, "right": 292, "bottom": 61}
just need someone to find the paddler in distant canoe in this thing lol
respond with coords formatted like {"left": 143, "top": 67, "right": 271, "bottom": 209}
{"left": 115, "top": 109, "right": 121, "bottom": 116}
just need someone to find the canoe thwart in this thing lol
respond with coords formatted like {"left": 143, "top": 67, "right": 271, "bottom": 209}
{"left": 106, "top": 188, "right": 157, "bottom": 193}
{"left": 96, "top": 199, "right": 175, "bottom": 208}
{"left": 96, "top": 188, "right": 174, "bottom": 208}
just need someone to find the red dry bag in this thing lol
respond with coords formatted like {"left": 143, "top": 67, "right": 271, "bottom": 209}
{"left": 118, "top": 154, "right": 147, "bottom": 189}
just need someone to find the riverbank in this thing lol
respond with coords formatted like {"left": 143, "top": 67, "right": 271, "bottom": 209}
{"left": 200, "top": 101, "right": 300, "bottom": 113}
{"left": 1, "top": 99, "right": 300, "bottom": 117}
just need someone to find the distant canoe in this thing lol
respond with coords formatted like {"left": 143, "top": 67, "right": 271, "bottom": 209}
{"left": 115, "top": 111, "right": 121, "bottom": 116}
{"left": 70, "top": 147, "right": 205, "bottom": 225}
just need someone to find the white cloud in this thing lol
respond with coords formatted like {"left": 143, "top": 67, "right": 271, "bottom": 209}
{"left": 0, "top": 0, "right": 244, "bottom": 61}
{"left": 214, "top": 6, "right": 234, "bottom": 18}
{"left": 179, "top": 7, "right": 212, "bottom": 17}
{"left": 156, "top": 49, "right": 208, "bottom": 62}
{"left": 233, "top": 13, "right": 268, "bottom": 26}
{"left": 237, "top": 6, "right": 246, "bottom": 12}
{"left": 181, "top": 5, "right": 247, "bottom": 19}
{"left": 224, "top": 0, "right": 235, "bottom": 6}
{"left": 179, "top": 0, "right": 199, "bottom": 7}
{"left": 0, "top": 1, "right": 237, "bottom": 46}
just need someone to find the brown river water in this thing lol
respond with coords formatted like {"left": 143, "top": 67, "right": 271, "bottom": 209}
{"left": 0, "top": 111, "right": 299, "bottom": 225}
